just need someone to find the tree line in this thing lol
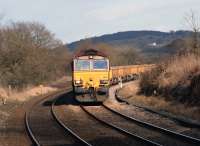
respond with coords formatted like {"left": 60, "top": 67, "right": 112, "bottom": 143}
{"left": 0, "top": 22, "right": 71, "bottom": 89}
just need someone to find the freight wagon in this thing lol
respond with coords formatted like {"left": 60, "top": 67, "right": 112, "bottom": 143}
{"left": 110, "top": 64, "right": 155, "bottom": 84}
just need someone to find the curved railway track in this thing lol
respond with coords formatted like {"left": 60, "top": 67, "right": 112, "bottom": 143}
{"left": 25, "top": 92, "right": 54, "bottom": 146}
{"left": 102, "top": 103, "right": 200, "bottom": 145}
{"left": 52, "top": 94, "right": 159, "bottom": 146}
{"left": 25, "top": 110, "right": 40, "bottom": 146}
{"left": 51, "top": 96, "right": 92, "bottom": 146}
{"left": 115, "top": 88, "right": 200, "bottom": 129}
{"left": 81, "top": 103, "right": 200, "bottom": 146}
{"left": 25, "top": 87, "right": 200, "bottom": 146}
{"left": 25, "top": 89, "right": 91, "bottom": 146}
{"left": 80, "top": 105, "right": 162, "bottom": 146}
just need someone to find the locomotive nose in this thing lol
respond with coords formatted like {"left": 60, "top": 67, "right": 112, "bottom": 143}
{"left": 86, "top": 78, "right": 94, "bottom": 88}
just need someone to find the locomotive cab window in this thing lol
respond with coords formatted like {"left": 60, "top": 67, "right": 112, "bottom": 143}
{"left": 74, "top": 59, "right": 90, "bottom": 71}
{"left": 92, "top": 59, "right": 108, "bottom": 70}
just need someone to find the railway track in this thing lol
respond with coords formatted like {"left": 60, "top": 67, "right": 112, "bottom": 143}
{"left": 81, "top": 103, "right": 200, "bottom": 146}
{"left": 115, "top": 91, "right": 200, "bottom": 129}
{"left": 26, "top": 89, "right": 154, "bottom": 146}
{"left": 51, "top": 95, "right": 92, "bottom": 146}
{"left": 53, "top": 94, "right": 158, "bottom": 146}
{"left": 102, "top": 103, "right": 200, "bottom": 145}
{"left": 80, "top": 105, "right": 162, "bottom": 146}
{"left": 25, "top": 89, "right": 90, "bottom": 146}
{"left": 25, "top": 87, "right": 200, "bottom": 146}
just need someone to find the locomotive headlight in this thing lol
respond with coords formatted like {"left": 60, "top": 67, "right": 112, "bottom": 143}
{"left": 100, "top": 80, "right": 108, "bottom": 84}
{"left": 75, "top": 80, "right": 82, "bottom": 84}
{"left": 75, "top": 80, "right": 81, "bottom": 84}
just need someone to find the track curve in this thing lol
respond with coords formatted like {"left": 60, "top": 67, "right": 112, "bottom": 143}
{"left": 51, "top": 96, "right": 92, "bottom": 146}
{"left": 25, "top": 89, "right": 86, "bottom": 146}
{"left": 102, "top": 103, "right": 200, "bottom": 145}
{"left": 80, "top": 105, "right": 162, "bottom": 146}
{"left": 82, "top": 102, "right": 200, "bottom": 146}
{"left": 53, "top": 93, "right": 157, "bottom": 146}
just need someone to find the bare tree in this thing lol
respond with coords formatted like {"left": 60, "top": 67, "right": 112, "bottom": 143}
{"left": 185, "top": 10, "right": 200, "bottom": 55}
{"left": 74, "top": 39, "right": 94, "bottom": 53}
{"left": 75, "top": 40, "right": 141, "bottom": 66}
{"left": 0, "top": 21, "right": 70, "bottom": 88}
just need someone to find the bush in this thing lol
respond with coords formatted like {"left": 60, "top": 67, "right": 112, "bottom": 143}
{"left": 140, "top": 54, "right": 200, "bottom": 105}
{"left": 139, "top": 64, "right": 166, "bottom": 96}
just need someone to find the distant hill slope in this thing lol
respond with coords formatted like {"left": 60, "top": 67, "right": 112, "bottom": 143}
{"left": 67, "top": 30, "right": 192, "bottom": 62}
{"left": 68, "top": 30, "right": 191, "bottom": 50}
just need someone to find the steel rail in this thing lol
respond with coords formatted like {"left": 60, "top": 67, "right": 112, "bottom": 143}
{"left": 25, "top": 87, "right": 71, "bottom": 146}
{"left": 102, "top": 103, "right": 200, "bottom": 144}
{"left": 80, "top": 105, "right": 162, "bottom": 146}
{"left": 25, "top": 110, "right": 41, "bottom": 146}
{"left": 51, "top": 96, "right": 92, "bottom": 146}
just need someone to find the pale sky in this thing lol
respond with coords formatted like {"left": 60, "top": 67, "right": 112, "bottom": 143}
{"left": 1, "top": 0, "right": 200, "bottom": 43}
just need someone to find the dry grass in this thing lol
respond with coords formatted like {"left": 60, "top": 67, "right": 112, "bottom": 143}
{"left": 140, "top": 54, "right": 200, "bottom": 105}
{"left": 119, "top": 81, "right": 140, "bottom": 98}
{"left": 0, "top": 85, "right": 57, "bottom": 103}
{"left": 0, "top": 76, "right": 71, "bottom": 103}
{"left": 137, "top": 54, "right": 200, "bottom": 119}
{"left": 158, "top": 54, "right": 200, "bottom": 88}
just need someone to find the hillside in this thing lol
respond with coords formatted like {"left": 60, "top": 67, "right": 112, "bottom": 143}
{"left": 67, "top": 30, "right": 192, "bottom": 61}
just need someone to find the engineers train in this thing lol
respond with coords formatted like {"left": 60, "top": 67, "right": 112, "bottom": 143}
{"left": 72, "top": 49, "right": 154, "bottom": 102}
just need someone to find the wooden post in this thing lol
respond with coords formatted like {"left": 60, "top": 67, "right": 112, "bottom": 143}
{"left": 40, "top": 85, "right": 43, "bottom": 95}
{"left": 8, "top": 85, "right": 11, "bottom": 96}
{"left": 118, "top": 77, "right": 123, "bottom": 88}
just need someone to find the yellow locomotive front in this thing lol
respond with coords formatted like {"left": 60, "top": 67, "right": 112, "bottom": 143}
{"left": 72, "top": 49, "right": 110, "bottom": 102}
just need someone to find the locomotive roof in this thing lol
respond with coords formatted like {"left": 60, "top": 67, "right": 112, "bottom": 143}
{"left": 74, "top": 48, "right": 107, "bottom": 58}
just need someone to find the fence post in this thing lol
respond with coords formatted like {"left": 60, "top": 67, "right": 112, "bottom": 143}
{"left": 40, "top": 85, "right": 43, "bottom": 95}
{"left": 118, "top": 77, "right": 123, "bottom": 88}
{"left": 8, "top": 85, "right": 11, "bottom": 97}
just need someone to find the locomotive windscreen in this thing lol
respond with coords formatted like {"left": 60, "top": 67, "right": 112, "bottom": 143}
{"left": 74, "top": 59, "right": 90, "bottom": 71}
{"left": 74, "top": 59, "right": 109, "bottom": 71}
{"left": 93, "top": 60, "right": 108, "bottom": 70}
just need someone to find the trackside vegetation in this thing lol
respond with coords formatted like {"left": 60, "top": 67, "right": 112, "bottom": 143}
{"left": 140, "top": 11, "right": 200, "bottom": 106}
{"left": 140, "top": 54, "right": 200, "bottom": 105}
{"left": 0, "top": 22, "right": 71, "bottom": 89}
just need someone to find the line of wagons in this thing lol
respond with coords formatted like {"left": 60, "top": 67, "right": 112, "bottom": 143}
{"left": 72, "top": 49, "right": 155, "bottom": 102}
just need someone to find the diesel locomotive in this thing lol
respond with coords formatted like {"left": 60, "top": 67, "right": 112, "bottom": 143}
{"left": 72, "top": 48, "right": 155, "bottom": 102}
{"left": 72, "top": 49, "right": 110, "bottom": 102}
